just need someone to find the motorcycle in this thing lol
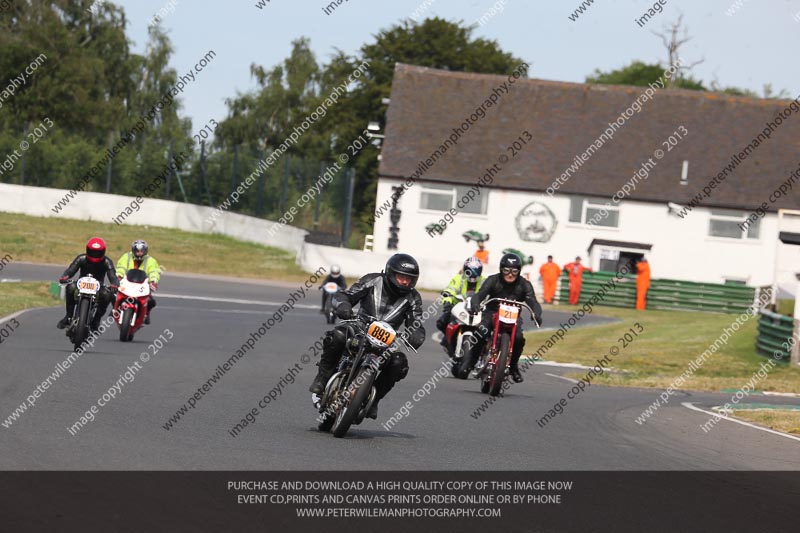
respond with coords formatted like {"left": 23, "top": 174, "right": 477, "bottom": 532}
{"left": 322, "top": 282, "right": 339, "bottom": 325}
{"left": 467, "top": 298, "right": 537, "bottom": 396}
{"left": 61, "top": 275, "right": 102, "bottom": 351}
{"left": 315, "top": 313, "right": 416, "bottom": 438}
{"left": 113, "top": 269, "right": 151, "bottom": 342}
{"left": 442, "top": 294, "right": 484, "bottom": 379}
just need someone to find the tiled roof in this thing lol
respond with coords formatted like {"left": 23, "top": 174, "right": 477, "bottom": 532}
{"left": 379, "top": 63, "right": 800, "bottom": 211}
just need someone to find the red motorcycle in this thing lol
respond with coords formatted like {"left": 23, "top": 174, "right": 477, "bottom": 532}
{"left": 472, "top": 297, "right": 537, "bottom": 396}
{"left": 113, "top": 269, "right": 151, "bottom": 342}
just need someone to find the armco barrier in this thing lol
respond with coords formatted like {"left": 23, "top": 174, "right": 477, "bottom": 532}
{"left": 556, "top": 271, "right": 637, "bottom": 308}
{"left": 557, "top": 271, "right": 756, "bottom": 314}
{"left": 756, "top": 310, "right": 793, "bottom": 360}
{"left": 0, "top": 183, "right": 307, "bottom": 255}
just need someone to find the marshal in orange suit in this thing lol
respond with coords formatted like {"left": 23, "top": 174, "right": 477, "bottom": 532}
{"left": 539, "top": 255, "right": 561, "bottom": 304}
{"left": 636, "top": 258, "right": 651, "bottom": 310}
{"left": 563, "top": 257, "right": 592, "bottom": 305}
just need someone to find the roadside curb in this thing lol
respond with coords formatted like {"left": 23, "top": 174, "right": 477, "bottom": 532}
{"left": 712, "top": 402, "right": 800, "bottom": 411}
{"left": 720, "top": 388, "right": 800, "bottom": 398}
{"left": 0, "top": 305, "right": 58, "bottom": 325}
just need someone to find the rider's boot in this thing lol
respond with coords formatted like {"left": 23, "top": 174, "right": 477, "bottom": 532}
{"left": 58, "top": 293, "right": 76, "bottom": 329}
{"left": 309, "top": 357, "right": 336, "bottom": 394}
{"left": 509, "top": 350, "right": 524, "bottom": 383}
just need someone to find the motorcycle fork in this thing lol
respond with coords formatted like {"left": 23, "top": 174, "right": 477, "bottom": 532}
{"left": 454, "top": 331, "right": 463, "bottom": 357}
{"left": 489, "top": 314, "right": 501, "bottom": 361}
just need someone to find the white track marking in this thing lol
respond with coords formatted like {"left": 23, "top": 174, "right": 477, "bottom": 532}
{"left": 545, "top": 373, "right": 580, "bottom": 384}
{"left": 158, "top": 292, "right": 317, "bottom": 309}
{"left": 681, "top": 402, "right": 800, "bottom": 443}
{"left": 763, "top": 391, "right": 800, "bottom": 398}
{"left": 523, "top": 359, "right": 618, "bottom": 371}
{"left": 0, "top": 308, "right": 31, "bottom": 324}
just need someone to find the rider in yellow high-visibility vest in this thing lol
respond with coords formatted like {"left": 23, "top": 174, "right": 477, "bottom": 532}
{"left": 436, "top": 257, "right": 486, "bottom": 348}
{"left": 116, "top": 240, "right": 162, "bottom": 324}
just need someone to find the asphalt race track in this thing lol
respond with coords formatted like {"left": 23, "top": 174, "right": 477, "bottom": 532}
{"left": 1, "top": 263, "right": 799, "bottom": 470}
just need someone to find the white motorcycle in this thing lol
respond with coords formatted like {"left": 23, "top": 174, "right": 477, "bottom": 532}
{"left": 443, "top": 294, "right": 483, "bottom": 379}
{"left": 322, "top": 282, "right": 339, "bottom": 325}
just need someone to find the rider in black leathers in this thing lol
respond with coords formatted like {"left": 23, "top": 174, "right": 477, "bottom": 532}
{"left": 319, "top": 264, "right": 347, "bottom": 313}
{"left": 56, "top": 237, "right": 119, "bottom": 332}
{"left": 309, "top": 253, "right": 426, "bottom": 419}
{"left": 468, "top": 253, "right": 543, "bottom": 383}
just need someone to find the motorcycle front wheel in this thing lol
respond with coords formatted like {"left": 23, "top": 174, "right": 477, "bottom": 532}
{"left": 332, "top": 367, "right": 375, "bottom": 438}
{"left": 457, "top": 343, "right": 478, "bottom": 379}
{"left": 489, "top": 333, "right": 510, "bottom": 397}
{"left": 119, "top": 307, "right": 135, "bottom": 342}
{"left": 73, "top": 299, "right": 91, "bottom": 351}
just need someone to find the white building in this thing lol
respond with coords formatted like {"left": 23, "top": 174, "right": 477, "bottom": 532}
{"left": 371, "top": 64, "right": 800, "bottom": 291}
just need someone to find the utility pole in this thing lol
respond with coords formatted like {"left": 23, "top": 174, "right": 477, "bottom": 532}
{"left": 314, "top": 160, "right": 324, "bottom": 230}
{"left": 105, "top": 132, "right": 114, "bottom": 193}
{"left": 342, "top": 167, "right": 355, "bottom": 247}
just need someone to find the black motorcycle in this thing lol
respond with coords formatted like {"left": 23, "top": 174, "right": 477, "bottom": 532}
{"left": 61, "top": 275, "right": 102, "bottom": 351}
{"left": 316, "top": 313, "right": 416, "bottom": 438}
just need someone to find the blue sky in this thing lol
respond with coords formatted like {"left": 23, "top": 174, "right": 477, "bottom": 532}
{"left": 119, "top": 0, "right": 799, "bottom": 129}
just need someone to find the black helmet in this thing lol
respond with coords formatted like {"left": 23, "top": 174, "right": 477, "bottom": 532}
{"left": 499, "top": 253, "right": 522, "bottom": 282}
{"left": 384, "top": 253, "right": 419, "bottom": 295}
{"left": 132, "top": 240, "right": 148, "bottom": 260}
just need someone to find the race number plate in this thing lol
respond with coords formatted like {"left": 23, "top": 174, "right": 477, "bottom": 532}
{"left": 367, "top": 321, "right": 396, "bottom": 347}
{"left": 498, "top": 303, "right": 520, "bottom": 324}
{"left": 324, "top": 282, "right": 339, "bottom": 293}
{"left": 77, "top": 277, "right": 100, "bottom": 294}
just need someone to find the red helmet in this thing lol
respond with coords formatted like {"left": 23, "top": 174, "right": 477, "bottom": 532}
{"left": 85, "top": 237, "right": 107, "bottom": 263}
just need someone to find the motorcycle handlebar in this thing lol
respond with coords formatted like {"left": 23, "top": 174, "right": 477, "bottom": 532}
{"left": 478, "top": 297, "right": 537, "bottom": 321}
{"left": 339, "top": 314, "right": 418, "bottom": 354}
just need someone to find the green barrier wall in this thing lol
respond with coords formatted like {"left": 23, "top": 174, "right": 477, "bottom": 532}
{"left": 556, "top": 271, "right": 756, "bottom": 314}
{"left": 756, "top": 310, "right": 794, "bottom": 361}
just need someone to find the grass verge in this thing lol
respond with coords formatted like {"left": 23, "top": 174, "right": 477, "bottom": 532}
{"left": 0, "top": 282, "right": 60, "bottom": 318}
{"left": 732, "top": 410, "right": 800, "bottom": 435}
{"left": 0, "top": 212, "right": 314, "bottom": 282}
{"left": 523, "top": 305, "right": 800, "bottom": 393}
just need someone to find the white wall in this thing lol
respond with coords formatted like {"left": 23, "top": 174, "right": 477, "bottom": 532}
{"left": 372, "top": 177, "right": 794, "bottom": 290}
{"left": 0, "top": 183, "right": 307, "bottom": 254}
{"left": 297, "top": 241, "right": 474, "bottom": 291}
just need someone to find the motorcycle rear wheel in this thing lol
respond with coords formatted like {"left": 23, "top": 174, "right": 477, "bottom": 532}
{"left": 318, "top": 413, "right": 335, "bottom": 432}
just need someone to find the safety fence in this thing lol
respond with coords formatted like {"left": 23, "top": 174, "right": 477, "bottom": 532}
{"left": 756, "top": 310, "right": 794, "bottom": 361}
{"left": 556, "top": 271, "right": 758, "bottom": 314}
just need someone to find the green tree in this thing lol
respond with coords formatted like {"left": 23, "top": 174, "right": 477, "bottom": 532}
{"left": 214, "top": 19, "right": 526, "bottom": 243}
{"left": 322, "top": 18, "right": 526, "bottom": 238}
{"left": 0, "top": 2, "right": 192, "bottom": 198}
{"left": 586, "top": 61, "right": 705, "bottom": 91}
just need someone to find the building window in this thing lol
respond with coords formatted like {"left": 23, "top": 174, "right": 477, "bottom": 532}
{"left": 708, "top": 209, "right": 759, "bottom": 239}
{"left": 570, "top": 196, "right": 619, "bottom": 227}
{"left": 419, "top": 183, "right": 489, "bottom": 214}
{"left": 420, "top": 184, "right": 453, "bottom": 211}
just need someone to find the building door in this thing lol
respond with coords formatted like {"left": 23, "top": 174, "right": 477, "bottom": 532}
{"left": 618, "top": 251, "right": 644, "bottom": 274}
